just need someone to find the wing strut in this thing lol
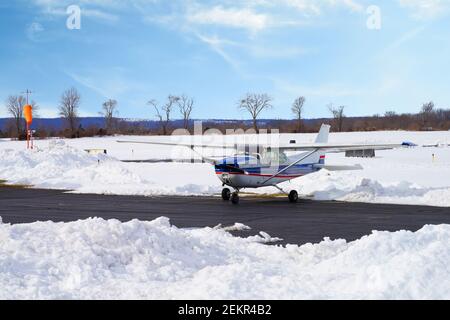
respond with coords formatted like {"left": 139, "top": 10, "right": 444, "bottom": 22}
{"left": 261, "top": 149, "right": 319, "bottom": 185}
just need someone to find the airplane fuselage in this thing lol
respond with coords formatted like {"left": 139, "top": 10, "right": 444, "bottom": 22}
{"left": 214, "top": 155, "right": 324, "bottom": 188}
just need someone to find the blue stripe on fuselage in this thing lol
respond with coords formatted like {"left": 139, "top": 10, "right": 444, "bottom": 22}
{"left": 215, "top": 163, "right": 320, "bottom": 175}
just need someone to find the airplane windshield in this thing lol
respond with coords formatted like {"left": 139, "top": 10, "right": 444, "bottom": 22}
{"left": 261, "top": 148, "right": 289, "bottom": 165}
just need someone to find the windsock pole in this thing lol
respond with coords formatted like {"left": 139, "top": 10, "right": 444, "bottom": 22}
{"left": 23, "top": 104, "right": 33, "bottom": 150}
{"left": 26, "top": 122, "right": 30, "bottom": 149}
{"left": 22, "top": 89, "right": 33, "bottom": 150}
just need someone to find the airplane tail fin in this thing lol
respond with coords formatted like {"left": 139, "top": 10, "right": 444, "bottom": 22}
{"left": 312, "top": 124, "right": 330, "bottom": 164}
{"left": 315, "top": 124, "right": 330, "bottom": 144}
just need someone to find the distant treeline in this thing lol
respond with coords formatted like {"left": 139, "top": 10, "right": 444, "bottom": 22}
{"left": 1, "top": 108, "right": 449, "bottom": 139}
{"left": 2, "top": 87, "right": 449, "bottom": 139}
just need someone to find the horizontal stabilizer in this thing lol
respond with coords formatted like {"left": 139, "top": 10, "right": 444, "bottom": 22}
{"left": 315, "top": 164, "right": 363, "bottom": 171}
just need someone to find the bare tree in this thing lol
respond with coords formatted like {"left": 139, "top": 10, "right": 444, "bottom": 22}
{"left": 238, "top": 93, "right": 273, "bottom": 132}
{"left": 5, "top": 95, "right": 39, "bottom": 138}
{"left": 421, "top": 101, "right": 435, "bottom": 114}
{"left": 6, "top": 95, "right": 26, "bottom": 138}
{"left": 148, "top": 95, "right": 179, "bottom": 135}
{"left": 384, "top": 111, "right": 397, "bottom": 118}
{"left": 59, "top": 87, "right": 80, "bottom": 137}
{"left": 421, "top": 101, "right": 435, "bottom": 127}
{"left": 328, "top": 103, "right": 346, "bottom": 132}
{"left": 99, "top": 99, "right": 118, "bottom": 133}
{"left": 178, "top": 95, "right": 194, "bottom": 130}
{"left": 291, "top": 96, "right": 305, "bottom": 132}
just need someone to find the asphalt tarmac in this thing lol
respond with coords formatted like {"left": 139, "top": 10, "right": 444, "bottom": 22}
{"left": 1, "top": 186, "right": 449, "bottom": 245}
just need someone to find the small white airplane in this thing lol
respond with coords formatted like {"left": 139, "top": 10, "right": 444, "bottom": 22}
{"left": 118, "top": 124, "right": 403, "bottom": 204}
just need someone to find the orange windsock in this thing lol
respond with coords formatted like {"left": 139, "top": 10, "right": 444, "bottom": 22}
{"left": 24, "top": 105, "right": 33, "bottom": 125}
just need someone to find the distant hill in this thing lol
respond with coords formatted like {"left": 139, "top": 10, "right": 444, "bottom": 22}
{"left": 0, "top": 117, "right": 165, "bottom": 131}
{"left": 0, "top": 117, "right": 319, "bottom": 131}
{"left": 1, "top": 114, "right": 448, "bottom": 135}
{"left": 0, "top": 117, "right": 105, "bottom": 130}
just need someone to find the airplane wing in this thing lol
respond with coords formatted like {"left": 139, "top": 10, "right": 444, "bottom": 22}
{"left": 117, "top": 140, "right": 237, "bottom": 149}
{"left": 118, "top": 124, "right": 404, "bottom": 154}
{"left": 117, "top": 140, "right": 403, "bottom": 153}
{"left": 277, "top": 143, "right": 404, "bottom": 153}
{"left": 116, "top": 140, "right": 235, "bottom": 165}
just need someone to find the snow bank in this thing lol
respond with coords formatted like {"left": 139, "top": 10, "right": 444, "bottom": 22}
{"left": 0, "top": 142, "right": 220, "bottom": 196}
{"left": 0, "top": 217, "right": 449, "bottom": 299}
{"left": 291, "top": 170, "right": 450, "bottom": 207}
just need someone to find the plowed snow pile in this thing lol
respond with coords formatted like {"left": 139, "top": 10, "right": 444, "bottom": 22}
{"left": 0, "top": 217, "right": 449, "bottom": 299}
{"left": 297, "top": 171, "right": 450, "bottom": 207}
{"left": 1, "top": 141, "right": 449, "bottom": 206}
{"left": 0, "top": 142, "right": 218, "bottom": 195}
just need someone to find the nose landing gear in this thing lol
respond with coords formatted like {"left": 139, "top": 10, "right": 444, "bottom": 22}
{"left": 231, "top": 192, "right": 240, "bottom": 205}
{"left": 221, "top": 188, "right": 231, "bottom": 201}
{"left": 222, "top": 187, "right": 240, "bottom": 204}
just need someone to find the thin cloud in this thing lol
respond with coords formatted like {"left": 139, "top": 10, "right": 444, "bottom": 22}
{"left": 195, "top": 34, "right": 242, "bottom": 71}
{"left": 280, "top": 0, "right": 364, "bottom": 15}
{"left": 26, "top": 22, "right": 45, "bottom": 41}
{"left": 31, "top": 0, "right": 120, "bottom": 23}
{"left": 81, "top": 9, "right": 119, "bottom": 23}
{"left": 65, "top": 69, "right": 149, "bottom": 100}
{"left": 146, "top": 0, "right": 367, "bottom": 35}
{"left": 398, "top": 0, "right": 450, "bottom": 20}
{"left": 387, "top": 26, "right": 426, "bottom": 51}
{"left": 186, "top": 6, "right": 270, "bottom": 33}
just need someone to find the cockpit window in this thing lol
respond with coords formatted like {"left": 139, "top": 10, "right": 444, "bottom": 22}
{"left": 261, "top": 148, "right": 288, "bottom": 165}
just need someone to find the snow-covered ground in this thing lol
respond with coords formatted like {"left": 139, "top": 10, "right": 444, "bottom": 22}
{"left": 1, "top": 130, "right": 450, "bottom": 206}
{"left": 1, "top": 131, "right": 450, "bottom": 300}
{"left": 0, "top": 217, "right": 449, "bottom": 299}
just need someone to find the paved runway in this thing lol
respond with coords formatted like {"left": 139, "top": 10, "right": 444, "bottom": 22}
{"left": 1, "top": 186, "right": 449, "bottom": 245}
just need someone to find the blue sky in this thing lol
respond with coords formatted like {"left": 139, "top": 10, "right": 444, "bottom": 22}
{"left": 1, "top": 0, "right": 449, "bottom": 120}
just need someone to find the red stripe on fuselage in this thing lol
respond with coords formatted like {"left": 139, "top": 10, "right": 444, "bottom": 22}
{"left": 216, "top": 172, "right": 303, "bottom": 178}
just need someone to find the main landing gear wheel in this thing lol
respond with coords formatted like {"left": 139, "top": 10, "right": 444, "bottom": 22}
{"left": 288, "top": 190, "right": 299, "bottom": 203}
{"left": 231, "top": 192, "right": 240, "bottom": 205}
{"left": 222, "top": 188, "right": 231, "bottom": 201}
